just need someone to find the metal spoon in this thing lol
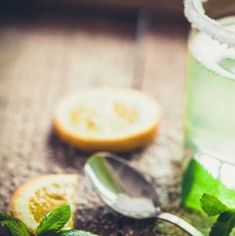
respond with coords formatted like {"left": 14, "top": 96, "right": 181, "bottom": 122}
{"left": 84, "top": 152, "right": 204, "bottom": 236}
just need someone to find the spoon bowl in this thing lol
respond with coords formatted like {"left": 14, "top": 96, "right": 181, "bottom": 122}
{"left": 85, "top": 152, "right": 203, "bottom": 236}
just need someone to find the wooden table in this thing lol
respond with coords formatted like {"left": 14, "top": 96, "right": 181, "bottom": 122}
{"left": 0, "top": 9, "right": 206, "bottom": 235}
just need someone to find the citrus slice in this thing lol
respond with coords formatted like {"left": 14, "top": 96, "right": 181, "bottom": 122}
{"left": 53, "top": 88, "right": 161, "bottom": 152}
{"left": 10, "top": 174, "right": 79, "bottom": 234}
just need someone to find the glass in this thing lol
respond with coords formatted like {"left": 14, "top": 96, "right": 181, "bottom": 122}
{"left": 182, "top": 0, "right": 235, "bottom": 211}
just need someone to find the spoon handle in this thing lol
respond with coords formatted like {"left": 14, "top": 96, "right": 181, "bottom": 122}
{"left": 157, "top": 212, "right": 204, "bottom": 236}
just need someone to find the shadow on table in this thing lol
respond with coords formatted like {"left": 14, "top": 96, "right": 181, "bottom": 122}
{"left": 75, "top": 204, "right": 157, "bottom": 236}
{"left": 46, "top": 128, "right": 147, "bottom": 172}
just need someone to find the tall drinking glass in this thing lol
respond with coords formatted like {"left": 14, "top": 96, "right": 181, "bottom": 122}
{"left": 182, "top": 0, "right": 235, "bottom": 211}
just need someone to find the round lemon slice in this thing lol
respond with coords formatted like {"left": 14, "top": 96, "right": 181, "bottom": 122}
{"left": 53, "top": 88, "right": 161, "bottom": 152}
{"left": 10, "top": 174, "right": 79, "bottom": 234}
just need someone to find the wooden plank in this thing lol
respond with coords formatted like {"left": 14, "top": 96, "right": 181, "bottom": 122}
{"left": 140, "top": 20, "right": 188, "bottom": 204}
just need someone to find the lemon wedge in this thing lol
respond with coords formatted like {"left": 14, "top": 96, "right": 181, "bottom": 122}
{"left": 53, "top": 88, "right": 161, "bottom": 152}
{"left": 10, "top": 174, "right": 79, "bottom": 234}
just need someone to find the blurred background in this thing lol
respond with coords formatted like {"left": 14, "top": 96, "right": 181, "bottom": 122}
{"left": 0, "top": 1, "right": 195, "bottom": 235}
{"left": 0, "top": 0, "right": 187, "bottom": 92}
{"left": 0, "top": 0, "right": 183, "bottom": 18}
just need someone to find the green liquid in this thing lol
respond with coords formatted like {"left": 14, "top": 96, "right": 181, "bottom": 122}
{"left": 182, "top": 156, "right": 235, "bottom": 211}
{"left": 182, "top": 18, "right": 235, "bottom": 211}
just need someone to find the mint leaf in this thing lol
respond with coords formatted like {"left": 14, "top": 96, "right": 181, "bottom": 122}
{"left": 0, "top": 211, "right": 12, "bottom": 221}
{"left": 2, "top": 219, "right": 30, "bottom": 236}
{"left": 201, "top": 193, "right": 229, "bottom": 216}
{"left": 55, "top": 229, "right": 97, "bottom": 236}
{"left": 0, "top": 211, "right": 29, "bottom": 236}
{"left": 200, "top": 194, "right": 235, "bottom": 235}
{"left": 210, "top": 210, "right": 235, "bottom": 236}
{"left": 36, "top": 205, "right": 72, "bottom": 236}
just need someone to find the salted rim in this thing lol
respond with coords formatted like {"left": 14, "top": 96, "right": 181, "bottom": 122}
{"left": 184, "top": 0, "right": 235, "bottom": 48}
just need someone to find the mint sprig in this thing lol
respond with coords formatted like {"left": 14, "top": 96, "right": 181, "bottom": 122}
{"left": 200, "top": 193, "right": 229, "bottom": 216}
{"left": 0, "top": 211, "right": 30, "bottom": 236}
{"left": 36, "top": 205, "right": 97, "bottom": 236}
{"left": 0, "top": 204, "right": 96, "bottom": 236}
{"left": 36, "top": 205, "right": 72, "bottom": 236}
{"left": 200, "top": 193, "right": 235, "bottom": 236}
{"left": 210, "top": 211, "right": 235, "bottom": 236}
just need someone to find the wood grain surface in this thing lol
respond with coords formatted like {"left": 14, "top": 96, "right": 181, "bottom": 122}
{"left": 0, "top": 10, "right": 208, "bottom": 236}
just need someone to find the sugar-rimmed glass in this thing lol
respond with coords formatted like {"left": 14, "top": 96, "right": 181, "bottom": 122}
{"left": 182, "top": 0, "right": 235, "bottom": 210}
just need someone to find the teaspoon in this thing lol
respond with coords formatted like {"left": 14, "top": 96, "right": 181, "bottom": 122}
{"left": 85, "top": 152, "right": 204, "bottom": 236}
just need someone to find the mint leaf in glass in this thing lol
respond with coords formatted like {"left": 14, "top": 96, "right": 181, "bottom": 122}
{"left": 210, "top": 210, "right": 235, "bottom": 236}
{"left": 200, "top": 193, "right": 235, "bottom": 236}
{"left": 200, "top": 193, "right": 229, "bottom": 216}
{"left": 36, "top": 205, "right": 72, "bottom": 236}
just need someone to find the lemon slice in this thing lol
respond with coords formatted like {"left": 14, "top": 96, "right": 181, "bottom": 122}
{"left": 10, "top": 174, "right": 79, "bottom": 234}
{"left": 53, "top": 88, "right": 161, "bottom": 152}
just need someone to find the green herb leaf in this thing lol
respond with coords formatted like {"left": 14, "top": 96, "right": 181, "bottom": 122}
{"left": 200, "top": 193, "right": 229, "bottom": 216}
{"left": 0, "top": 211, "right": 30, "bottom": 236}
{"left": 36, "top": 205, "right": 72, "bottom": 236}
{"left": 0, "top": 211, "right": 12, "bottom": 221}
{"left": 210, "top": 210, "right": 235, "bottom": 236}
{"left": 55, "top": 229, "right": 97, "bottom": 236}
{"left": 2, "top": 219, "right": 30, "bottom": 236}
